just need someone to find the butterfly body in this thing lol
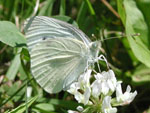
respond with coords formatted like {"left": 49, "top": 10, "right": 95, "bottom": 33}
{"left": 25, "top": 16, "right": 100, "bottom": 93}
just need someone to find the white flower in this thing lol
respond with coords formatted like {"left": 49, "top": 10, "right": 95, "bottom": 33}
{"left": 71, "top": 85, "right": 91, "bottom": 105}
{"left": 78, "top": 69, "right": 92, "bottom": 89}
{"left": 106, "top": 70, "right": 117, "bottom": 92}
{"left": 116, "top": 83, "right": 137, "bottom": 105}
{"left": 91, "top": 70, "right": 117, "bottom": 97}
{"left": 83, "top": 86, "right": 91, "bottom": 105}
{"left": 102, "top": 96, "right": 117, "bottom": 113}
{"left": 67, "top": 82, "right": 80, "bottom": 94}
{"left": 100, "top": 70, "right": 117, "bottom": 92}
{"left": 67, "top": 69, "right": 92, "bottom": 105}
{"left": 67, "top": 83, "right": 84, "bottom": 104}
{"left": 68, "top": 110, "right": 79, "bottom": 113}
{"left": 91, "top": 77, "right": 102, "bottom": 98}
{"left": 73, "top": 91, "right": 83, "bottom": 103}
{"left": 67, "top": 106, "right": 83, "bottom": 113}
{"left": 76, "top": 106, "right": 84, "bottom": 112}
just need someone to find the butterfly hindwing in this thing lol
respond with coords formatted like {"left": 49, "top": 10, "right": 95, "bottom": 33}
{"left": 30, "top": 38, "right": 88, "bottom": 93}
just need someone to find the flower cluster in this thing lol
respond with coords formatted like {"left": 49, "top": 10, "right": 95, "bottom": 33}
{"left": 67, "top": 69, "right": 137, "bottom": 113}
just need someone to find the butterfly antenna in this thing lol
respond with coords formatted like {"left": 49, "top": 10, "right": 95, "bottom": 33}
{"left": 101, "top": 33, "right": 140, "bottom": 41}
{"left": 92, "top": 34, "right": 98, "bottom": 41}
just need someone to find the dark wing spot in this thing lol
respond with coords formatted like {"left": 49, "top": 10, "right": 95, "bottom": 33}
{"left": 42, "top": 37, "right": 47, "bottom": 40}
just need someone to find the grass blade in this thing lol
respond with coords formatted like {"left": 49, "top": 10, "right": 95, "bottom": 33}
{"left": 8, "top": 96, "right": 38, "bottom": 113}
{"left": 0, "top": 78, "right": 33, "bottom": 108}
{"left": 6, "top": 53, "right": 21, "bottom": 80}
{"left": 59, "top": 0, "right": 66, "bottom": 15}
{"left": 84, "top": 0, "right": 95, "bottom": 16}
{"left": 76, "top": 1, "right": 87, "bottom": 27}
{"left": 38, "top": 0, "right": 55, "bottom": 16}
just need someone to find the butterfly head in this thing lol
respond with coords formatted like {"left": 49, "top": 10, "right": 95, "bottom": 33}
{"left": 89, "top": 41, "right": 101, "bottom": 61}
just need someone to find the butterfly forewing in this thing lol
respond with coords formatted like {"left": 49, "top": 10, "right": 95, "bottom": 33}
{"left": 30, "top": 38, "right": 88, "bottom": 93}
{"left": 25, "top": 16, "right": 91, "bottom": 52}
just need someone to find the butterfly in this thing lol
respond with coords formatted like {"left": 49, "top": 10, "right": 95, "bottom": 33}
{"left": 25, "top": 16, "right": 101, "bottom": 93}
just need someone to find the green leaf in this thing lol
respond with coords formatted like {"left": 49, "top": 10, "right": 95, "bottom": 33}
{"left": 20, "top": 48, "right": 30, "bottom": 61}
{"left": 7, "top": 81, "right": 25, "bottom": 102}
{"left": 84, "top": 0, "right": 95, "bottom": 16}
{"left": 76, "top": 1, "right": 88, "bottom": 28}
{"left": 117, "top": 0, "right": 126, "bottom": 26}
{"left": 8, "top": 96, "right": 38, "bottom": 113}
{"left": 6, "top": 53, "right": 21, "bottom": 80}
{"left": 49, "top": 99, "right": 82, "bottom": 110}
{"left": 124, "top": 0, "right": 150, "bottom": 67}
{"left": 132, "top": 64, "right": 150, "bottom": 85}
{"left": 136, "top": 0, "right": 150, "bottom": 27}
{"left": 59, "top": 0, "right": 66, "bottom": 15}
{"left": 117, "top": 0, "right": 138, "bottom": 63}
{"left": 124, "top": 0, "right": 149, "bottom": 46}
{"left": 136, "top": 0, "right": 150, "bottom": 44}
{"left": 53, "top": 15, "right": 78, "bottom": 28}
{"left": 38, "top": 0, "right": 55, "bottom": 16}
{"left": 0, "top": 78, "right": 34, "bottom": 108}
{"left": 19, "top": 64, "right": 27, "bottom": 80}
{"left": 0, "top": 21, "right": 26, "bottom": 47}
{"left": 33, "top": 103, "right": 55, "bottom": 112}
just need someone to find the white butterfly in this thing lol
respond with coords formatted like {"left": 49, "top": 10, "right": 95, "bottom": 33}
{"left": 25, "top": 16, "right": 101, "bottom": 93}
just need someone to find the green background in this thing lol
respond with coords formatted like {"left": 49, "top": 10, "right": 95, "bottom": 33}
{"left": 0, "top": 0, "right": 150, "bottom": 112}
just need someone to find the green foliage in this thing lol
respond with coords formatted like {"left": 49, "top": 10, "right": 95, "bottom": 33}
{"left": 33, "top": 103, "right": 55, "bottom": 113}
{"left": 7, "top": 96, "right": 38, "bottom": 113}
{"left": 6, "top": 54, "right": 21, "bottom": 80}
{"left": 59, "top": 0, "right": 66, "bottom": 15}
{"left": 132, "top": 64, "right": 150, "bottom": 84}
{"left": 0, "top": 0, "right": 150, "bottom": 113}
{"left": 53, "top": 15, "right": 78, "bottom": 27}
{"left": 123, "top": 0, "right": 150, "bottom": 67}
{"left": 0, "top": 21, "right": 26, "bottom": 47}
{"left": 38, "top": 0, "right": 55, "bottom": 16}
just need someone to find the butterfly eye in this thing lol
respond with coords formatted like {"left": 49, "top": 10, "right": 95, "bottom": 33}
{"left": 91, "top": 42, "right": 98, "bottom": 49}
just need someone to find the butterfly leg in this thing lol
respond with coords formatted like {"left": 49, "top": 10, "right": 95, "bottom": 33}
{"left": 98, "top": 54, "right": 110, "bottom": 70}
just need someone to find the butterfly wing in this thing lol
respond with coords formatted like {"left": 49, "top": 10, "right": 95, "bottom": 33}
{"left": 25, "top": 16, "right": 91, "bottom": 52}
{"left": 30, "top": 38, "right": 88, "bottom": 93}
